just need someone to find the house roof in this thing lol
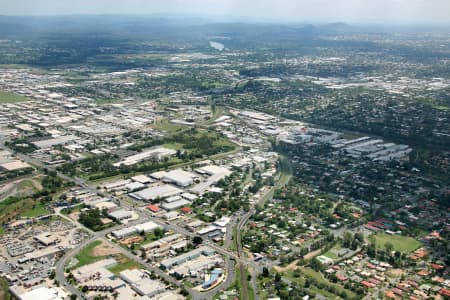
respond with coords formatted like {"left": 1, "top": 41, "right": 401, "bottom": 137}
{"left": 147, "top": 204, "right": 160, "bottom": 212}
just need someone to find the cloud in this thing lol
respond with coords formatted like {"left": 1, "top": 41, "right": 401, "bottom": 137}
{"left": 0, "top": 0, "right": 449, "bottom": 24}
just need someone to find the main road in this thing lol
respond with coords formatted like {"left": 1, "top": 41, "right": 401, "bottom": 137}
{"left": 7, "top": 126, "right": 289, "bottom": 300}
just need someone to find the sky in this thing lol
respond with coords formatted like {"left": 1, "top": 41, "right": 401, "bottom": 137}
{"left": 0, "top": 0, "right": 449, "bottom": 24}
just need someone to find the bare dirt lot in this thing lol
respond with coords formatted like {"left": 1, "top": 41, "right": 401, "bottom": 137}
{"left": 91, "top": 241, "right": 121, "bottom": 257}
{"left": 274, "top": 260, "right": 300, "bottom": 272}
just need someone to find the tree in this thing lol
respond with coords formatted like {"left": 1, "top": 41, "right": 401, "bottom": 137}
{"left": 192, "top": 236, "right": 203, "bottom": 245}
{"left": 343, "top": 232, "right": 353, "bottom": 248}
{"left": 293, "top": 268, "right": 301, "bottom": 278}
{"left": 367, "top": 235, "right": 377, "bottom": 257}
{"left": 354, "top": 232, "right": 364, "bottom": 242}
{"left": 384, "top": 242, "right": 394, "bottom": 256}
{"left": 262, "top": 267, "right": 270, "bottom": 277}
{"left": 79, "top": 208, "right": 104, "bottom": 231}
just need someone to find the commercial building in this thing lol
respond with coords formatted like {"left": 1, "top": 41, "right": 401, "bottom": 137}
{"left": 9, "top": 285, "right": 67, "bottom": 300}
{"left": 140, "top": 234, "right": 184, "bottom": 253}
{"left": 34, "top": 232, "right": 58, "bottom": 246}
{"left": 132, "top": 174, "right": 154, "bottom": 184}
{"left": 190, "top": 165, "right": 232, "bottom": 195}
{"left": 102, "top": 179, "right": 132, "bottom": 192}
{"left": 161, "top": 199, "right": 191, "bottom": 211}
{"left": 33, "top": 135, "right": 79, "bottom": 149}
{"left": 112, "top": 227, "right": 138, "bottom": 239}
{"left": 171, "top": 255, "right": 224, "bottom": 278}
{"left": 112, "top": 221, "right": 162, "bottom": 239}
{"left": 72, "top": 258, "right": 117, "bottom": 283}
{"left": 162, "top": 169, "right": 197, "bottom": 187}
{"left": 160, "top": 246, "right": 215, "bottom": 270}
{"left": 134, "top": 221, "right": 162, "bottom": 233}
{"left": 129, "top": 184, "right": 183, "bottom": 202}
{"left": 120, "top": 269, "right": 165, "bottom": 297}
{"left": 0, "top": 160, "right": 32, "bottom": 171}
{"left": 108, "top": 209, "right": 133, "bottom": 221}
{"left": 214, "top": 216, "right": 231, "bottom": 228}
{"left": 113, "top": 146, "right": 176, "bottom": 167}
{"left": 202, "top": 269, "right": 223, "bottom": 289}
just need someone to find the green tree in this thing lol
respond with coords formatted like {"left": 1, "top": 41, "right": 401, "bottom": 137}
{"left": 384, "top": 242, "right": 394, "bottom": 256}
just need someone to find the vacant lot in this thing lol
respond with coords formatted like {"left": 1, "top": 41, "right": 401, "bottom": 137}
{"left": 91, "top": 241, "right": 121, "bottom": 256}
{"left": 73, "top": 239, "right": 141, "bottom": 274}
{"left": 0, "top": 196, "right": 48, "bottom": 224}
{"left": 0, "top": 91, "right": 28, "bottom": 103}
{"left": 374, "top": 233, "right": 421, "bottom": 253}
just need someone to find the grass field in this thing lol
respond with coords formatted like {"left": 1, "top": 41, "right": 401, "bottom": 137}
{"left": 0, "top": 197, "right": 44, "bottom": 224}
{"left": 322, "top": 243, "right": 343, "bottom": 260}
{"left": 241, "top": 267, "right": 256, "bottom": 300}
{"left": 108, "top": 259, "right": 142, "bottom": 275}
{"left": 19, "top": 202, "right": 49, "bottom": 218}
{"left": 154, "top": 119, "right": 185, "bottom": 133}
{"left": 322, "top": 249, "right": 339, "bottom": 260}
{"left": 74, "top": 240, "right": 103, "bottom": 268}
{"left": 162, "top": 142, "right": 185, "bottom": 150}
{"left": 310, "top": 286, "right": 340, "bottom": 299}
{"left": 374, "top": 233, "right": 421, "bottom": 253}
{"left": 73, "top": 240, "right": 142, "bottom": 274}
{"left": 285, "top": 267, "right": 356, "bottom": 299}
{"left": 0, "top": 91, "right": 28, "bottom": 103}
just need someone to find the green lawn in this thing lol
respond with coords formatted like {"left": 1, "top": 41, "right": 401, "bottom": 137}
{"left": 374, "top": 233, "right": 421, "bottom": 253}
{"left": 20, "top": 202, "right": 49, "bottom": 218}
{"left": 322, "top": 250, "right": 339, "bottom": 260}
{"left": 162, "top": 142, "right": 185, "bottom": 150}
{"left": 322, "top": 243, "right": 343, "bottom": 260}
{"left": 108, "top": 259, "right": 142, "bottom": 275}
{"left": 73, "top": 240, "right": 141, "bottom": 274}
{"left": 60, "top": 204, "right": 83, "bottom": 215}
{"left": 133, "top": 232, "right": 164, "bottom": 249}
{"left": 285, "top": 268, "right": 356, "bottom": 299}
{"left": 0, "top": 91, "right": 28, "bottom": 103}
{"left": 245, "top": 268, "right": 256, "bottom": 300}
{"left": 73, "top": 240, "right": 103, "bottom": 268}
{"left": 154, "top": 119, "right": 185, "bottom": 133}
{"left": 0, "top": 197, "right": 43, "bottom": 224}
{"left": 310, "top": 286, "right": 340, "bottom": 299}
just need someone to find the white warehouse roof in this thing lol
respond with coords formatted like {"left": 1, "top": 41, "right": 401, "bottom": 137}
{"left": 161, "top": 199, "right": 191, "bottom": 211}
{"left": 163, "top": 169, "right": 196, "bottom": 187}
{"left": 134, "top": 221, "right": 162, "bottom": 233}
{"left": 17, "top": 286, "right": 64, "bottom": 300}
{"left": 113, "top": 147, "right": 176, "bottom": 167}
{"left": 130, "top": 184, "right": 183, "bottom": 202}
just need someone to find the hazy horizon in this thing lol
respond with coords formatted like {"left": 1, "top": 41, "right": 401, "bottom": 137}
{"left": 0, "top": 0, "right": 449, "bottom": 25}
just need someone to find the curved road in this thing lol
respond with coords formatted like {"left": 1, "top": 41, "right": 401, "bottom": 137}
{"left": 8, "top": 131, "right": 290, "bottom": 300}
